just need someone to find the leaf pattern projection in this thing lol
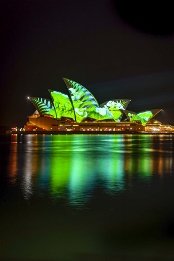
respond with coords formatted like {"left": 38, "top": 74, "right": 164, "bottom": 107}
{"left": 29, "top": 97, "right": 56, "bottom": 118}
{"left": 49, "top": 90, "right": 75, "bottom": 120}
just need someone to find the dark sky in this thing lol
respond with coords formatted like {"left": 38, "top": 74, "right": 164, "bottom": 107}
{"left": 1, "top": 0, "right": 174, "bottom": 126}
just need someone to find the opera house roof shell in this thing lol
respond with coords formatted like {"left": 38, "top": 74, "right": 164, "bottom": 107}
{"left": 28, "top": 78, "right": 162, "bottom": 125}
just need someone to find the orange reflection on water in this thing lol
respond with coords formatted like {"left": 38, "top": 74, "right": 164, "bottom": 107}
{"left": 23, "top": 135, "right": 40, "bottom": 198}
{"left": 8, "top": 135, "right": 18, "bottom": 184}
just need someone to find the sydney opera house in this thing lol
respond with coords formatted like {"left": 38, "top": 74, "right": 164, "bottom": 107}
{"left": 22, "top": 78, "right": 174, "bottom": 133}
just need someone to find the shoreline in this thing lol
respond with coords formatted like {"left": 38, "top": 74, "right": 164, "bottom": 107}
{"left": 8, "top": 130, "right": 174, "bottom": 135}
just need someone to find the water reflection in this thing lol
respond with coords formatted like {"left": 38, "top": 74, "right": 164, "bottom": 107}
{"left": 8, "top": 134, "right": 18, "bottom": 184}
{"left": 7, "top": 134, "right": 174, "bottom": 206}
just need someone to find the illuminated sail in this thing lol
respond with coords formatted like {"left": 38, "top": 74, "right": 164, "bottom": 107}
{"left": 101, "top": 99, "right": 131, "bottom": 110}
{"left": 125, "top": 109, "right": 162, "bottom": 125}
{"left": 28, "top": 97, "right": 56, "bottom": 118}
{"left": 88, "top": 107, "right": 113, "bottom": 121}
{"left": 49, "top": 90, "right": 75, "bottom": 120}
{"left": 100, "top": 99, "right": 131, "bottom": 121}
{"left": 63, "top": 78, "right": 99, "bottom": 122}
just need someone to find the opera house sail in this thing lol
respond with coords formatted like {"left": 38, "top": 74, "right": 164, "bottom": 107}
{"left": 21, "top": 78, "right": 174, "bottom": 133}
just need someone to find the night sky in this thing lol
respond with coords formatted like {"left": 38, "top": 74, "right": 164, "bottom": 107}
{"left": 1, "top": 0, "right": 174, "bottom": 126}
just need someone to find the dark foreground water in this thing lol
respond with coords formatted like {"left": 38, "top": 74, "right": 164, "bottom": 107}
{"left": 1, "top": 134, "right": 174, "bottom": 260}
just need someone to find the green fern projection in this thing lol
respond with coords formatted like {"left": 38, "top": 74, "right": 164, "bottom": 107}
{"left": 127, "top": 111, "right": 153, "bottom": 125}
{"left": 63, "top": 78, "right": 100, "bottom": 122}
{"left": 63, "top": 78, "right": 99, "bottom": 108}
{"left": 49, "top": 90, "right": 75, "bottom": 120}
{"left": 29, "top": 97, "right": 56, "bottom": 118}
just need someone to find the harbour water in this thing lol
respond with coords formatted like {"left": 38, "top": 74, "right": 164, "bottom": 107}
{"left": 1, "top": 134, "right": 174, "bottom": 260}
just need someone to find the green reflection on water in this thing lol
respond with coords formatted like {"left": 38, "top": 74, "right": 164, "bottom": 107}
{"left": 97, "top": 135, "right": 125, "bottom": 192}
{"left": 7, "top": 134, "right": 174, "bottom": 205}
